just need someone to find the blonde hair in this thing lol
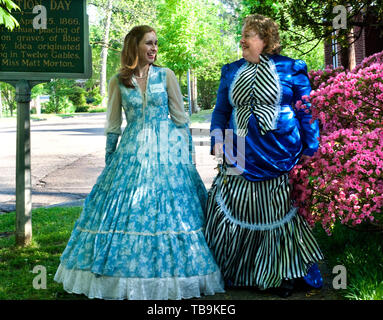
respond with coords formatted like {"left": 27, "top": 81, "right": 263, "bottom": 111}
{"left": 119, "top": 25, "right": 157, "bottom": 88}
{"left": 243, "top": 14, "right": 281, "bottom": 55}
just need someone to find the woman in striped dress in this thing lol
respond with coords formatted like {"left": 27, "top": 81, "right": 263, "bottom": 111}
{"left": 205, "top": 14, "right": 324, "bottom": 298}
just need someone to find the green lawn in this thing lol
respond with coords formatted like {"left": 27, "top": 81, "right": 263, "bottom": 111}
{"left": 1, "top": 207, "right": 382, "bottom": 300}
{"left": 0, "top": 207, "right": 86, "bottom": 300}
{"left": 190, "top": 109, "right": 212, "bottom": 123}
{"left": 313, "top": 222, "right": 383, "bottom": 300}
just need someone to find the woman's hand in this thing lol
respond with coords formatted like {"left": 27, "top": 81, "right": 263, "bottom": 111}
{"left": 212, "top": 142, "right": 224, "bottom": 163}
{"left": 300, "top": 154, "right": 311, "bottom": 163}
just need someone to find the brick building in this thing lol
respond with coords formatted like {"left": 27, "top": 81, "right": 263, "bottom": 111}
{"left": 324, "top": 11, "right": 383, "bottom": 69}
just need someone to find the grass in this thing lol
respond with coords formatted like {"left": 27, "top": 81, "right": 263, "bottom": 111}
{"left": 0, "top": 207, "right": 86, "bottom": 300}
{"left": 313, "top": 221, "right": 383, "bottom": 300}
{"left": 190, "top": 109, "right": 213, "bottom": 123}
{"left": 1, "top": 206, "right": 382, "bottom": 300}
{"left": 88, "top": 106, "right": 107, "bottom": 113}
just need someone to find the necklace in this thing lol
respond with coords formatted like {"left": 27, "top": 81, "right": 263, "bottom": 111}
{"left": 134, "top": 66, "right": 149, "bottom": 79}
{"left": 134, "top": 73, "right": 148, "bottom": 79}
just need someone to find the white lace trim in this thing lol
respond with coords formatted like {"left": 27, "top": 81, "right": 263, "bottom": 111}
{"left": 76, "top": 227, "right": 203, "bottom": 236}
{"left": 54, "top": 264, "right": 225, "bottom": 300}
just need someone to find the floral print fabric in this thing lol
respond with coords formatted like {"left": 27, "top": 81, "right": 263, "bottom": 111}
{"left": 54, "top": 66, "right": 224, "bottom": 299}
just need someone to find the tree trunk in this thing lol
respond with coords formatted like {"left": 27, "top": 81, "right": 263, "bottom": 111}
{"left": 347, "top": 4, "right": 356, "bottom": 71}
{"left": 99, "top": 0, "right": 114, "bottom": 107}
{"left": 35, "top": 97, "right": 41, "bottom": 115}
{"left": 191, "top": 71, "right": 198, "bottom": 113}
{"left": 9, "top": 90, "right": 14, "bottom": 117}
{"left": 187, "top": 69, "right": 192, "bottom": 115}
{"left": 348, "top": 27, "right": 356, "bottom": 71}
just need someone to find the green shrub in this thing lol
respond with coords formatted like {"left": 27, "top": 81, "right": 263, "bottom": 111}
{"left": 197, "top": 78, "right": 219, "bottom": 110}
{"left": 89, "top": 106, "right": 107, "bottom": 113}
{"left": 69, "top": 87, "right": 87, "bottom": 107}
{"left": 92, "top": 93, "right": 103, "bottom": 106}
{"left": 86, "top": 87, "right": 103, "bottom": 106}
{"left": 44, "top": 97, "right": 73, "bottom": 114}
{"left": 75, "top": 105, "right": 90, "bottom": 113}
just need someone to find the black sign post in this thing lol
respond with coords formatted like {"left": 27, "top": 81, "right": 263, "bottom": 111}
{"left": 0, "top": 0, "right": 92, "bottom": 246}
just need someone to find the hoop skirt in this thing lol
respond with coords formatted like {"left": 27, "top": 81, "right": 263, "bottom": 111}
{"left": 54, "top": 68, "right": 225, "bottom": 300}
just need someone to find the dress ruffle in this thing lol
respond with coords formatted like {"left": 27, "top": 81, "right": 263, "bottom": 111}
{"left": 55, "top": 264, "right": 224, "bottom": 300}
{"left": 58, "top": 226, "right": 222, "bottom": 279}
{"left": 205, "top": 173, "right": 323, "bottom": 289}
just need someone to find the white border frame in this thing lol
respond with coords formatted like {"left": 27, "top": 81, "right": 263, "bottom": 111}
{"left": 0, "top": 0, "right": 92, "bottom": 81}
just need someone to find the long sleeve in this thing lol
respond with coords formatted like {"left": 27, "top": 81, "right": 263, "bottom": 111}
{"left": 166, "top": 68, "right": 195, "bottom": 163}
{"left": 210, "top": 64, "right": 233, "bottom": 154}
{"left": 104, "top": 75, "right": 122, "bottom": 165}
{"left": 166, "top": 68, "right": 189, "bottom": 127}
{"left": 104, "top": 75, "right": 122, "bottom": 136}
{"left": 292, "top": 60, "right": 320, "bottom": 156}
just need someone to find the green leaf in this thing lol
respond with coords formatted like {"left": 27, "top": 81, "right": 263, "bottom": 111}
{"left": 0, "top": 0, "right": 20, "bottom": 30}
{"left": 0, "top": 0, "right": 20, "bottom": 11}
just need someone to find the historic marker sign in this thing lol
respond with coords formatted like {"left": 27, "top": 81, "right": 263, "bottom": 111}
{"left": 0, "top": 0, "right": 92, "bottom": 80}
{"left": 0, "top": 0, "right": 92, "bottom": 246}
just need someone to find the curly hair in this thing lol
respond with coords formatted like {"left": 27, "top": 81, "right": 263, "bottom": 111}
{"left": 119, "top": 25, "right": 157, "bottom": 88}
{"left": 243, "top": 14, "right": 281, "bottom": 55}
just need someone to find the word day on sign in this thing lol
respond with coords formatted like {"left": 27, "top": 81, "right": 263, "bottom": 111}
{"left": 13, "top": 0, "right": 72, "bottom": 11}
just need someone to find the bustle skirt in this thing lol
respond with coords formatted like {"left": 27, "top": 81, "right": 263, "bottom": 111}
{"left": 204, "top": 172, "right": 324, "bottom": 290}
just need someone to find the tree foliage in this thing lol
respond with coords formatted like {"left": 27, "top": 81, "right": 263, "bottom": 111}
{"left": 88, "top": 0, "right": 158, "bottom": 89}
{"left": 2, "top": 1, "right": 333, "bottom": 114}
{"left": 0, "top": 82, "right": 16, "bottom": 116}
{"left": 157, "top": 0, "right": 237, "bottom": 78}
{"left": 156, "top": 0, "right": 238, "bottom": 109}
{"left": 239, "top": 0, "right": 326, "bottom": 70}
{"left": 241, "top": 0, "right": 382, "bottom": 66}
{"left": 0, "top": 0, "right": 19, "bottom": 30}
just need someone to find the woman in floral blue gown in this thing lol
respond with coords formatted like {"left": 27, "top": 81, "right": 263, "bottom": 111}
{"left": 54, "top": 25, "right": 225, "bottom": 300}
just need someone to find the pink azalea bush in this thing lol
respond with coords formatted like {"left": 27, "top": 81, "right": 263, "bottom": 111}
{"left": 352, "top": 51, "right": 383, "bottom": 73}
{"left": 308, "top": 65, "right": 345, "bottom": 90}
{"left": 291, "top": 128, "right": 383, "bottom": 234}
{"left": 290, "top": 51, "right": 383, "bottom": 234}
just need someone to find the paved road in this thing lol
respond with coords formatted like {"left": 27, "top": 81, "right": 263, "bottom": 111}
{"left": 0, "top": 113, "right": 216, "bottom": 213}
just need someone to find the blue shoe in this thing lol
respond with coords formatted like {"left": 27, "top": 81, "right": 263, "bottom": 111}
{"left": 303, "top": 263, "right": 323, "bottom": 289}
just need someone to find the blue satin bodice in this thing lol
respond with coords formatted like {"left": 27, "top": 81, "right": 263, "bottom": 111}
{"left": 210, "top": 55, "right": 320, "bottom": 181}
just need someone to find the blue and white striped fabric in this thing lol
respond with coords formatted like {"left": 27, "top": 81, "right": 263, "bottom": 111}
{"left": 231, "top": 54, "right": 280, "bottom": 136}
{"left": 205, "top": 172, "right": 323, "bottom": 289}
